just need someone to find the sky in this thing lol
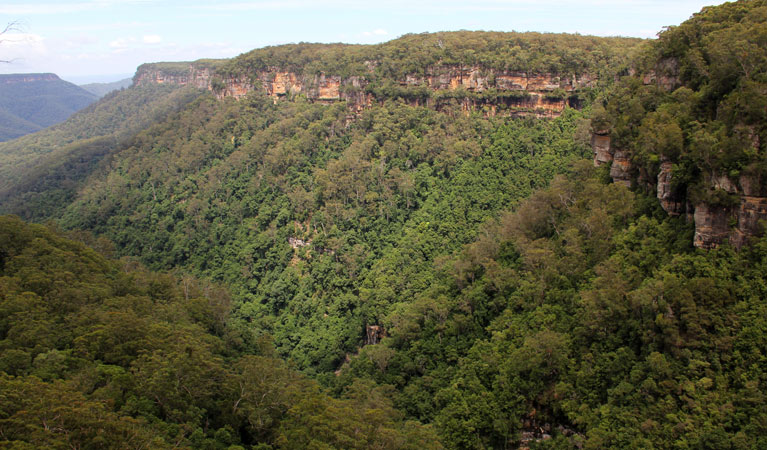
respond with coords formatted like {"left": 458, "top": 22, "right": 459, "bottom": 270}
{"left": 0, "top": 0, "right": 728, "bottom": 84}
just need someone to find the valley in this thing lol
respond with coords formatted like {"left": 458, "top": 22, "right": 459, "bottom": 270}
{"left": 1, "top": 1, "right": 767, "bottom": 449}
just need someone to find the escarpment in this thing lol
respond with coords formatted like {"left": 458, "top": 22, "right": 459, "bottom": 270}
{"left": 590, "top": 1, "right": 767, "bottom": 250}
{"left": 593, "top": 131, "right": 767, "bottom": 250}
{"left": 0, "top": 73, "right": 61, "bottom": 84}
{"left": 132, "top": 31, "right": 645, "bottom": 117}
{"left": 134, "top": 62, "right": 593, "bottom": 117}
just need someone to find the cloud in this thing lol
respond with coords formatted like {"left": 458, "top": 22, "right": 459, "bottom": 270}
{"left": 108, "top": 34, "right": 162, "bottom": 51}
{"left": 0, "top": 32, "right": 46, "bottom": 51}
{"left": 143, "top": 34, "right": 162, "bottom": 44}
{"left": 0, "top": 3, "right": 95, "bottom": 15}
{"left": 362, "top": 29, "right": 388, "bottom": 37}
{"left": 0, "top": 32, "right": 48, "bottom": 65}
{"left": 109, "top": 37, "right": 136, "bottom": 49}
{"left": 0, "top": 1, "right": 157, "bottom": 15}
{"left": 47, "top": 21, "right": 157, "bottom": 33}
{"left": 192, "top": 1, "right": 341, "bottom": 11}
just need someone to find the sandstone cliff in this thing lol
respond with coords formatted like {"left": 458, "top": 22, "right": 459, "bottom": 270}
{"left": 133, "top": 61, "right": 593, "bottom": 117}
{"left": 592, "top": 132, "right": 767, "bottom": 249}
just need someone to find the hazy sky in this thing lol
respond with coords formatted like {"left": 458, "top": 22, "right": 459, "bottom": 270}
{"left": 0, "top": 0, "right": 727, "bottom": 84}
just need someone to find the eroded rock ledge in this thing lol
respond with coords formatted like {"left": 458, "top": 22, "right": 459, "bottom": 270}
{"left": 133, "top": 62, "right": 594, "bottom": 117}
{"left": 592, "top": 131, "right": 767, "bottom": 249}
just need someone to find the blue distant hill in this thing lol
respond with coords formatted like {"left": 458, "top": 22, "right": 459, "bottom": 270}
{"left": 79, "top": 77, "right": 133, "bottom": 98}
{"left": 0, "top": 73, "right": 97, "bottom": 142}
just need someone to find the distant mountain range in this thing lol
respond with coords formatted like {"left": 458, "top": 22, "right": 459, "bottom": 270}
{"left": 79, "top": 77, "right": 133, "bottom": 98}
{"left": 0, "top": 73, "right": 98, "bottom": 142}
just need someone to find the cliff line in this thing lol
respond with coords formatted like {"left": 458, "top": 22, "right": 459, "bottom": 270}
{"left": 133, "top": 61, "right": 594, "bottom": 117}
{"left": 593, "top": 131, "right": 767, "bottom": 250}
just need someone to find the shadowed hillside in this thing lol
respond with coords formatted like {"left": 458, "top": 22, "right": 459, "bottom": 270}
{"left": 0, "top": 73, "right": 97, "bottom": 141}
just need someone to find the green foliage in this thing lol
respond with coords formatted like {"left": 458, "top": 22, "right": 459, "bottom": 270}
{"left": 596, "top": 0, "right": 767, "bottom": 206}
{"left": 221, "top": 31, "right": 642, "bottom": 81}
{"left": 0, "top": 84, "right": 205, "bottom": 221}
{"left": 0, "top": 216, "right": 441, "bottom": 448}
{"left": 339, "top": 164, "right": 767, "bottom": 449}
{"left": 134, "top": 59, "right": 226, "bottom": 80}
{"left": 79, "top": 77, "right": 133, "bottom": 98}
{"left": 43, "top": 92, "right": 591, "bottom": 375}
{"left": 2, "top": 12, "right": 766, "bottom": 450}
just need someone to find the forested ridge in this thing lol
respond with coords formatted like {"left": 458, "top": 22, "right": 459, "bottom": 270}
{"left": 0, "top": 74, "right": 97, "bottom": 142}
{"left": 0, "top": 84, "right": 205, "bottom": 220}
{"left": 591, "top": 0, "right": 767, "bottom": 247}
{"left": 219, "top": 31, "right": 642, "bottom": 79}
{"left": 2, "top": 2, "right": 767, "bottom": 449}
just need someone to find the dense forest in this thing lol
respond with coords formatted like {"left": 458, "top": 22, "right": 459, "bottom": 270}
{"left": 0, "top": 74, "right": 97, "bottom": 142}
{"left": 591, "top": 0, "right": 767, "bottom": 241}
{"left": 219, "top": 31, "right": 642, "bottom": 80}
{"left": 0, "top": 216, "right": 441, "bottom": 448}
{"left": 0, "top": 84, "right": 204, "bottom": 220}
{"left": 2, "top": 1, "right": 767, "bottom": 449}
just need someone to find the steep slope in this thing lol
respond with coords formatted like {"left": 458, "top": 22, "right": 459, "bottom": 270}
{"left": 0, "top": 215, "right": 441, "bottom": 449}
{"left": 0, "top": 31, "right": 645, "bottom": 375}
{"left": 58, "top": 93, "right": 595, "bottom": 373}
{"left": 591, "top": 0, "right": 767, "bottom": 249}
{"left": 334, "top": 162, "right": 767, "bottom": 449}
{"left": 0, "top": 83, "right": 205, "bottom": 220}
{"left": 79, "top": 77, "right": 133, "bottom": 97}
{"left": 0, "top": 73, "right": 97, "bottom": 141}
{"left": 134, "top": 32, "right": 642, "bottom": 117}
{"left": 0, "top": 33, "right": 635, "bottom": 374}
{"left": 4, "top": 18, "right": 766, "bottom": 449}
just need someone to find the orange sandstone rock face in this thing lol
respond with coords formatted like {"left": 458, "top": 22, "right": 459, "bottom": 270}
{"left": 134, "top": 65, "right": 214, "bottom": 90}
{"left": 693, "top": 203, "right": 732, "bottom": 249}
{"left": 134, "top": 63, "right": 589, "bottom": 117}
{"left": 0, "top": 73, "right": 61, "bottom": 83}
{"left": 589, "top": 134, "right": 767, "bottom": 249}
{"left": 270, "top": 72, "right": 300, "bottom": 96}
{"left": 218, "top": 77, "right": 252, "bottom": 99}
{"left": 317, "top": 75, "right": 341, "bottom": 100}
{"left": 609, "top": 151, "right": 632, "bottom": 187}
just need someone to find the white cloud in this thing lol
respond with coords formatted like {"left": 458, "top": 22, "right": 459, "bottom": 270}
{"left": 47, "top": 21, "right": 157, "bottom": 33}
{"left": 0, "top": 3, "right": 95, "bottom": 15}
{"left": 0, "top": 33, "right": 46, "bottom": 54}
{"left": 143, "top": 34, "right": 162, "bottom": 44}
{"left": 193, "top": 1, "right": 338, "bottom": 11}
{"left": 363, "top": 28, "right": 388, "bottom": 37}
{"left": 109, "top": 37, "right": 136, "bottom": 49}
{"left": 0, "top": 0, "right": 158, "bottom": 15}
{"left": 0, "top": 32, "right": 48, "bottom": 68}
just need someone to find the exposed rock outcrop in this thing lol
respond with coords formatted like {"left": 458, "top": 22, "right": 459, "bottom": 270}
{"left": 692, "top": 203, "right": 732, "bottom": 249}
{"left": 134, "top": 62, "right": 593, "bottom": 117}
{"left": 591, "top": 131, "right": 632, "bottom": 187}
{"left": 657, "top": 160, "right": 685, "bottom": 216}
{"left": 641, "top": 58, "right": 681, "bottom": 91}
{"left": 592, "top": 133, "right": 767, "bottom": 248}
{"left": 591, "top": 131, "right": 613, "bottom": 166}
{"left": 364, "top": 325, "right": 385, "bottom": 346}
{"left": 609, "top": 150, "right": 632, "bottom": 187}
{"left": 687, "top": 174, "right": 767, "bottom": 249}
{"left": 731, "top": 196, "right": 767, "bottom": 248}
{"left": 590, "top": 123, "right": 767, "bottom": 248}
